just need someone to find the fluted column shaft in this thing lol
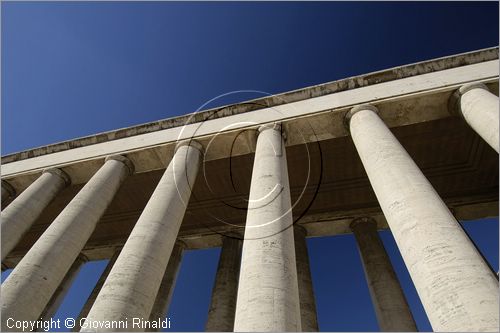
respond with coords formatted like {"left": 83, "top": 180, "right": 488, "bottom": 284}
{"left": 1, "top": 180, "right": 15, "bottom": 206}
{"left": 148, "top": 241, "right": 186, "bottom": 330}
{"left": 206, "top": 237, "right": 242, "bottom": 332}
{"left": 346, "top": 105, "right": 499, "bottom": 332}
{"left": 73, "top": 249, "right": 122, "bottom": 332}
{"left": 1, "top": 168, "right": 70, "bottom": 260}
{"left": 350, "top": 217, "right": 416, "bottom": 332}
{"left": 294, "top": 225, "right": 319, "bottom": 332}
{"left": 39, "top": 254, "right": 88, "bottom": 324}
{"left": 81, "top": 141, "right": 202, "bottom": 332}
{"left": 234, "top": 124, "right": 301, "bottom": 332}
{"left": 453, "top": 82, "right": 499, "bottom": 153}
{"left": 1, "top": 156, "right": 132, "bottom": 331}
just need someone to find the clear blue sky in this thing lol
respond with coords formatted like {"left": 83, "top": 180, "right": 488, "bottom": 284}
{"left": 1, "top": 2, "right": 498, "bottom": 332}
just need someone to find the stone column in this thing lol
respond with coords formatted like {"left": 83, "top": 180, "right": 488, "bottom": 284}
{"left": 234, "top": 124, "right": 301, "bottom": 332}
{"left": 1, "top": 168, "right": 70, "bottom": 260}
{"left": 205, "top": 237, "right": 242, "bottom": 332}
{"left": 294, "top": 225, "right": 319, "bottom": 332}
{"left": 1, "top": 180, "right": 15, "bottom": 206}
{"left": 81, "top": 141, "right": 202, "bottom": 332}
{"left": 38, "top": 254, "right": 88, "bottom": 325}
{"left": 1, "top": 155, "right": 133, "bottom": 331}
{"left": 345, "top": 105, "right": 499, "bottom": 332}
{"left": 450, "top": 82, "right": 499, "bottom": 153}
{"left": 73, "top": 249, "right": 122, "bottom": 332}
{"left": 350, "top": 217, "right": 416, "bottom": 332}
{"left": 148, "top": 241, "right": 186, "bottom": 330}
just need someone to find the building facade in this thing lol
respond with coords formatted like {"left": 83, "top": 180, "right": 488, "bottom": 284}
{"left": 1, "top": 47, "right": 499, "bottom": 332}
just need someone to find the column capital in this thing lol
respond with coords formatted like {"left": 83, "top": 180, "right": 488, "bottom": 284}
{"left": 448, "top": 82, "right": 490, "bottom": 117}
{"left": 1, "top": 180, "right": 16, "bottom": 197}
{"left": 175, "top": 139, "right": 204, "bottom": 155}
{"left": 258, "top": 122, "right": 287, "bottom": 142}
{"left": 42, "top": 168, "right": 71, "bottom": 186}
{"left": 458, "top": 82, "right": 490, "bottom": 95}
{"left": 258, "top": 122, "right": 281, "bottom": 133}
{"left": 350, "top": 216, "right": 377, "bottom": 233}
{"left": 344, "top": 104, "right": 379, "bottom": 130}
{"left": 105, "top": 154, "right": 135, "bottom": 175}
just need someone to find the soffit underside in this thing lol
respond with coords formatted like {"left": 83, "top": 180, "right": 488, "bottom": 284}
{"left": 4, "top": 115, "right": 498, "bottom": 265}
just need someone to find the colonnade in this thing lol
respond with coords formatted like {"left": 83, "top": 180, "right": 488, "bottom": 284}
{"left": 1, "top": 83, "right": 498, "bottom": 332}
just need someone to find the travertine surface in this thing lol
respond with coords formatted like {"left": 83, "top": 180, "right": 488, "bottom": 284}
{"left": 1, "top": 180, "right": 15, "bottom": 206}
{"left": 38, "top": 254, "right": 88, "bottom": 324}
{"left": 234, "top": 124, "right": 301, "bottom": 332}
{"left": 148, "top": 241, "right": 186, "bottom": 331}
{"left": 347, "top": 106, "right": 499, "bottom": 332}
{"left": 459, "top": 83, "right": 499, "bottom": 152}
{"left": 350, "top": 217, "right": 416, "bottom": 332}
{"left": 1, "top": 168, "right": 69, "bottom": 260}
{"left": 206, "top": 237, "right": 242, "bottom": 332}
{"left": 1, "top": 156, "right": 131, "bottom": 331}
{"left": 74, "top": 249, "right": 122, "bottom": 332}
{"left": 294, "top": 225, "right": 319, "bottom": 332}
{"left": 81, "top": 143, "right": 201, "bottom": 332}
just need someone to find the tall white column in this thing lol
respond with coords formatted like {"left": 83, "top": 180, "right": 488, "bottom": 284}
{"left": 206, "top": 237, "right": 242, "bottom": 332}
{"left": 1, "top": 168, "right": 70, "bottom": 260}
{"left": 294, "top": 225, "right": 319, "bottom": 332}
{"left": 148, "top": 241, "right": 186, "bottom": 331}
{"left": 39, "top": 254, "right": 88, "bottom": 324}
{"left": 234, "top": 124, "right": 301, "bottom": 332}
{"left": 1, "top": 155, "right": 133, "bottom": 331}
{"left": 74, "top": 249, "right": 122, "bottom": 332}
{"left": 345, "top": 105, "right": 499, "bottom": 332}
{"left": 350, "top": 217, "right": 416, "bottom": 332}
{"left": 450, "top": 82, "right": 499, "bottom": 153}
{"left": 81, "top": 141, "right": 202, "bottom": 332}
{"left": 1, "top": 180, "right": 15, "bottom": 206}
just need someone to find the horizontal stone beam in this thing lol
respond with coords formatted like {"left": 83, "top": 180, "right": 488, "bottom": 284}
{"left": 2, "top": 60, "right": 498, "bottom": 193}
{"left": 2, "top": 196, "right": 496, "bottom": 269}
